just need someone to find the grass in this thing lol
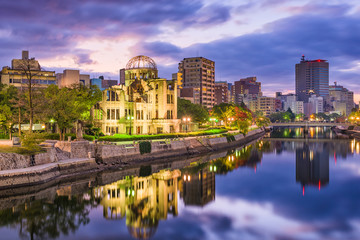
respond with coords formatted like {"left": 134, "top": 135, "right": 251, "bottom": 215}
{"left": 98, "top": 128, "right": 228, "bottom": 142}
{"left": 0, "top": 146, "right": 46, "bottom": 155}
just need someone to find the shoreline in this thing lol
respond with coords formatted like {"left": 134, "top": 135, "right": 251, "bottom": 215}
{"left": 0, "top": 129, "right": 266, "bottom": 190}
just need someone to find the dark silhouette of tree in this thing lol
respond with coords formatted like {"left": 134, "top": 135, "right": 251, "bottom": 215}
{"left": 0, "top": 195, "right": 91, "bottom": 240}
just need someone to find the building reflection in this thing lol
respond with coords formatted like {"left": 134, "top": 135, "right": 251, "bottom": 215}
{"left": 270, "top": 126, "right": 333, "bottom": 139}
{"left": 93, "top": 169, "right": 180, "bottom": 239}
{"left": 180, "top": 164, "right": 215, "bottom": 206}
{"left": 296, "top": 143, "right": 329, "bottom": 192}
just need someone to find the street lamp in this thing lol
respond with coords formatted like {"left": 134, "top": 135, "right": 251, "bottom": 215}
{"left": 127, "top": 116, "right": 134, "bottom": 135}
{"left": 183, "top": 117, "right": 191, "bottom": 133}
{"left": 210, "top": 118, "right": 217, "bottom": 127}
{"left": 49, "top": 119, "right": 55, "bottom": 133}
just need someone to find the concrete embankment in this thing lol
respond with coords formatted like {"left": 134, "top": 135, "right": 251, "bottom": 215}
{"left": 0, "top": 128, "right": 266, "bottom": 189}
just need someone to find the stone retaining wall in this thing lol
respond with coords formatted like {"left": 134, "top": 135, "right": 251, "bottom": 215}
{"left": 0, "top": 158, "right": 97, "bottom": 189}
{"left": 96, "top": 129, "right": 265, "bottom": 163}
{"left": 0, "top": 128, "right": 265, "bottom": 189}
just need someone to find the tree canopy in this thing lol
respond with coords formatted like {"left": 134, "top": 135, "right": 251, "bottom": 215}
{"left": 177, "top": 98, "right": 209, "bottom": 124}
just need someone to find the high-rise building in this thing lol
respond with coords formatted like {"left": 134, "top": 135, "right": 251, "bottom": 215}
{"left": 232, "top": 77, "right": 261, "bottom": 104}
{"left": 295, "top": 55, "right": 329, "bottom": 102}
{"left": 56, "top": 69, "right": 90, "bottom": 87}
{"left": 329, "top": 82, "right": 354, "bottom": 115}
{"left": 0, "top": 50, "right": 56, "bottom": 88}
{"left": 214, "top": 81, "right": 228, "bottom": 105}
{"left": 178, "top": 57, "right": 215, "bottom": 109}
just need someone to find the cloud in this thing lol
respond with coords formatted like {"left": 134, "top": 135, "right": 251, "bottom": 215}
{"left": 131, "top": 8, "right": 360, "bottom": 98}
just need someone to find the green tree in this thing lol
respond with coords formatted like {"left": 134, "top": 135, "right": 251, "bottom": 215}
{"left": 286, "top": 108, "right": 295, "bottom": 121}
{"left": 211, "top": 103, "right": 235, "bottom": 127}
{"left": 42, "top": 85, "right": 79, "bottom": 141}
{"left": 269, "top": 112, "right": 284, "bottom": 122}
{"left": 177, "top": 98, "right": 209, "bottom": 124}
{"left": 255, "top": 116, "right": 271, "bottom": 128}
{"left": 0, "top": 84, "right": 18, "bottom": 138}
{"left": 71, "top": 84, "right": 102, "bottom": 139}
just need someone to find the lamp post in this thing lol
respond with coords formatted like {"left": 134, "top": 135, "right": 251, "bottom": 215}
{"left": 183, "top": 117, "right": 191, "bottom": 133}
{"left": 49, "top": 119, "right": 55, "bottom": 133}
{"left": 127, "top": 116, "right": 134, "bottom": 135}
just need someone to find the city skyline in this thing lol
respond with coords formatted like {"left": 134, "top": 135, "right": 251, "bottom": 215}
{"left": 0, "top": 0, "right": 360, "bottom": 100}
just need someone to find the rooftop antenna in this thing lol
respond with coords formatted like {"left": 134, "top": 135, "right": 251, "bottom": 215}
{"left": 301, "top": 55, "right": 305, "bottom": 62}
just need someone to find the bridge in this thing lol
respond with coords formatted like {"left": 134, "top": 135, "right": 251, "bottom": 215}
{"left": 269, "top": 122, "right": 348, "bottom": 127}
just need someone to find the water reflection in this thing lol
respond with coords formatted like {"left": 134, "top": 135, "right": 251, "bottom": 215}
{"left": 0, "top": 129, "right": 359, "bottom": 239}
{"left": 181, "top": 163, "right": 215, "bottom": 206}
{"left": 0, "top": 195, "right": 91, "bottom": 240}
{"left": 271, "top": 126, "right": 334, "bottom": 139}
{"left": 93, "top": 170, "right": 180, "bottom": 239}
{"left": 296, "top": 143, "right": 329, "bottom": 192}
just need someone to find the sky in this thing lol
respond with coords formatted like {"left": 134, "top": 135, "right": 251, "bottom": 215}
{"left": 0, "top": 0, "right": 360, "bottom": 100}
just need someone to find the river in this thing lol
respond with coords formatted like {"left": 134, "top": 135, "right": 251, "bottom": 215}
{"left": 0, "top": 127, "right": 359, "bottom": 240}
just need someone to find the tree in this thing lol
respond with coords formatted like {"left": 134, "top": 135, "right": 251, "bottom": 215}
{"left": 286, "top": 108, "right": 295, "bottom": 121}
{"left": 255, "top": 116, "right": 271, "bottom": 128}
{"left": 17, "top": 59, "right": 43, "bottom": 132}
{"left": 0, "top": 84, "right": 18, "bottom": 138}
{"left": 42, "top": 85, "right": 79, "bottom": 141}
{"left": 269, "top": 112, "right": 284, "bottom": 123}
{"left": 177, "top": 98, "right": 209, "bottom": 124}
{"left": 233, "top": 106, "right": 252, "bottom": 135}
{"left": 71, "top": 84, "right": 102, "bottom": 139}
{"left": 212, "top": 103, "right": 235, "bottom": 127}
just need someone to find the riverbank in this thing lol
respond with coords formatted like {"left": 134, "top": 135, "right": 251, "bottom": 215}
{"left": 0, "top": 128, "right": 266, "bottom": 189}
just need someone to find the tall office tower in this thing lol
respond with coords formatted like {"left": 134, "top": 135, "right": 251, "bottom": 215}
{"left": 214, "top": 81, "right": 229, "bottom": 105}
{"left": 295, "top": 55, "right": 329, "bottom": 103}
{"left": 232, "top": 77, "right": 261, "bottom": 104}
{"left": 178, "top": 57, "right": 215, "bottom": 109}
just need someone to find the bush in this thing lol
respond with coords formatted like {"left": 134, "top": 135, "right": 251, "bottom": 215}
{"left": 21, "top": 132, "right": 45, "bottom": 152}
{"left": 139, "top": 141, "right": 151, "bottom": 154}
{"left": 226, "top": 135, "right": 235, "bottom": 143}
{"left": 98, "top": 128, "right": 228, "bottom": 142}
{"left": 43, "top": 133, "right": 94, "bottom": 141}
{"left": 0, "top": 134, "right": 9, "bottom": 139}
{"left": 83, "top": 134, "right": 95, "bottom": 141}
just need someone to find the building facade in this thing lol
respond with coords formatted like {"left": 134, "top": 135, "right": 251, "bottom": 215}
{"left": 232, "top": 77, "right": 261, "bottom": 104}
{"left": 295, "top": 55, "right": 329, "bottom": 103}
{"left": 56, "top": 69, "right": 90, "bottom": 87}
{"left": 304, "top": 95, "right": 324, "bottom": 116}
{"left": 283, "top": 95, "right": 304, "bottom": 114}
{"left": 0, "top": 50, "right": 56, "bottom": 88}
{"left": 178, "top": 57, "right": 215, "bottom": 109}
{"left": 214, "top": 81, "right": 229, "bottom": 105}
{"left": 91, "top": 76, "right": 118, "bottom": 91}
{"left": 329, "top": 82, "right": 354, "bottom": 115}
{"left": 95, "top": 55, "right": 180, "bottom": 135}
{"left": 248, "top": 96, "right": 276, "bottom": 116}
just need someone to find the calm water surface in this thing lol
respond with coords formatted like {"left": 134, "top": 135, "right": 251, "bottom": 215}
{"left": 0, "top": 127, "right": 360, "bottom": 240}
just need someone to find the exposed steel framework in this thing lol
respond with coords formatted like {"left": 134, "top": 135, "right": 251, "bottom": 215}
{"left": 126, "top": 55, "right": 157, "bottom": 70}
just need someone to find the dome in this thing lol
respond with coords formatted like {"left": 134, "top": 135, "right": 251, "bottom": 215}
{"left": 126, "top": 55, "right": 157, "bottom": 70}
